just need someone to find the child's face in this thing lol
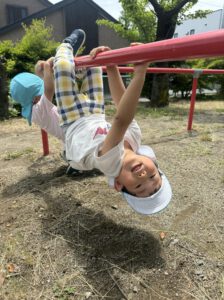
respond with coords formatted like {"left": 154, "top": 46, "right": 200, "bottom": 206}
{"left": 115, "top": 154, "right": 162, "bottom": 198}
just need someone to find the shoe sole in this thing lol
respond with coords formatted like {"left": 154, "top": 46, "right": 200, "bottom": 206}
{"left": 74, "top": 29, "right": 86, "bottom": 57}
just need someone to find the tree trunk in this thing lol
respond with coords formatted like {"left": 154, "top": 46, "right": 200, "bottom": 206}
{"left": 150, "top": 11, "right": 178, "bottom": 107}
{"left": 150, "top": 62, "right": 169, "bottom": 107}
{"left": 0, "top": 58, "right": 9, "bottom": 120}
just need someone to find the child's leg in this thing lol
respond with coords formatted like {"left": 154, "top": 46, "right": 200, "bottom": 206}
{"left": 54, "top": 43, "right": 84, "bottom": 126}
{"left": 79, "top": 67, "right": 105, "bottom": 114}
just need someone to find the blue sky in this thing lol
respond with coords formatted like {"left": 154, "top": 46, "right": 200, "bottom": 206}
{"left": 49, "top": 0, "right": 224, "bottom": 19}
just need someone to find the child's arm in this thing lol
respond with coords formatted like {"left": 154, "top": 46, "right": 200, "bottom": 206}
{"left": 90, "top": 47, "right": 125, "bottom": 107}
{"left": 99, "top": 62, "right": 149, "bottom": 156}
{"left": 43, "top": 61, "right": 54, "bottom": 102}
{"left": 106, "top": 65, "right": 126, "bottom": 107}
{"left": 35, "top": 58, "right": 54, "bottom": 102}
{"left": 106, "top": 43, "right": 143, "bottom": 107}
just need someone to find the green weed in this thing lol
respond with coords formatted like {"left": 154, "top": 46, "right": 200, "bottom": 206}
{"left": 4, "top": 148, "right": 34, "bottom": 160}
{"left": 53, "top": 285, "right": 76, "bottom": 299}
{"left": 200, "top": 133, "right": 213, "bottom": 142}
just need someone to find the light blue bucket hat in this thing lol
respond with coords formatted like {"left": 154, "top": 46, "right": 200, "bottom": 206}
{"left": 10, "top": 72, "right": 44, "bottom": 125}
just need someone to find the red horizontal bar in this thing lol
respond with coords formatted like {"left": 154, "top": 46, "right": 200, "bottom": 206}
{"left": 102, "top": 66, "right": 224, "bottom": 74}
{"left": 75, "top": 30, "right": 224, "bottom": 68}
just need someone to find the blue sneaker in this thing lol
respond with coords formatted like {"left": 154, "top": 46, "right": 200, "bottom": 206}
{"left": 63, "top": 29, "right": 86, "bottom": 56}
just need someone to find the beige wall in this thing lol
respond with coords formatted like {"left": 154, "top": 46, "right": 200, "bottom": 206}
{"left": 98, "top": 25, "right": 129, "bottom": 50}
{"left": 0, "top": 10, "right": 65, "bottom": 44}
{"left": 46, "top": 10, "right": 65, "bottom": 42}
{"left": 0, "top": 0, "right": 48, "bottom": 28}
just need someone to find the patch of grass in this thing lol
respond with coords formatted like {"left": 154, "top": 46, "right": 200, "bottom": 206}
{"left": 200, "top": 133, "right": 213, "bottom": 142}
{"left": 186, "top": 143, "right": 212, "bottom": 157}
{"left": 3, "top": 148, "right": 34, "bottom": 160}
{"left": 1, "top": 234, "right": 34, "bottom": 265}
{"left": 53, "top": 285, "right": 76, "bottom": 299}
{"left": 105, "top": 102, "right": 188, "bottom": 120}
{"left": 136, "top": 105, "right": 187, "bottom": 119}
{"left": 105, "top": 100, "right": 224, "bottom": 123}
{"left": 105, "top": 105, "right": 116, "bottom": 116}
{"left": 215, "top": 108, "right": 224, "bottom": 113}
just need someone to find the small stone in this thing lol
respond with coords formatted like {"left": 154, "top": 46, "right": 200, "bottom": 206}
{"left": 170, "top": 238, "right": 179, "bottom": 246}
{"left": 133, "top": 286, "right": 138, "bottom": 293}
{"left": 196, "top": 259, "right": 204, "bottom": 266}
{"left": 128, "top": 293, "right": 133, "bottom": 300}
{"left": 164, "top": 271, "right": 169, "bottom": 275}
{"left": 194, "top": 269, "right": 203, "bottom": 276}
{"left": 159, "top": 232, "right": 166, "bottom": 240}
{"left": 85, "top": 291, "right": 91, "bottom": 299}
{"left": 111, "top": 204, "right": 118, "bottom": 210}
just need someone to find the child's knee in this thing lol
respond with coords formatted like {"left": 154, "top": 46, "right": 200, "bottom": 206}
{"left": 54, "top": 59, "right": 74, "bottom": 74}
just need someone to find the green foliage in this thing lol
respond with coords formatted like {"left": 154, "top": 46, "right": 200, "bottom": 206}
{"left": 170, "top": 72, "right": 193, "bottom": 98}
{"left": 169, "top": 58, "right": 224, "bottom": 100}
{"left": 97, "top": 0, "right": 213, "bottom": 107}
{"left": 97, "top": 0, "right": 156, "bottom": 43}
{"left": 119, "top": 0, "right": 156, "bottom": 42}
{"left": 0, "top": 18, "right": 59, "bottom": 78}
{"left": 8, "top": 96, "right": 21, "bottom": 117}
{"left": 192, "top": 57, "right": 224, "bottom": 96}
{"left": 0, "top": 40, "right": 14, "bottom": 58}
{"left": 97, "top": 0, "right": 209, "bottom": 43}
{"left": 15, "top": 19, "right": 59, "bottom": 71}
{"left": 178, "top": 9, "right": 211, "bottom": 25}
{"left": 53, "top": 285, "right": 76, "bottom": 299}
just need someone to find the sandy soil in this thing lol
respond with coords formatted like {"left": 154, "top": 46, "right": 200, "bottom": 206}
{"left": 0, "top": 101, "right": 223, "bottom": 300}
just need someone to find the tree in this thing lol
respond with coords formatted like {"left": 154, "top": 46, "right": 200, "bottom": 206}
{"left": 0, "top": 19, "right": 59, "bottom": 79}
{"left": 0, "top": 19, "right": 59, "bottom": 119}
{"left": 193, "top": 57, "right": 224, "bottom": 97}
{"left": 97, "top": 0, "right": 210, "bottom": 107}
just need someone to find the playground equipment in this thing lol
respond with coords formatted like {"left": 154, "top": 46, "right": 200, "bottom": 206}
{"left": 102, "top": 66, "right": 224, "bottom": 131}
{"left": 41, "top": 30, "right": 224, "bottom": 155}
{"left": 75, "top": 30, "right": 224, "bottom": 67}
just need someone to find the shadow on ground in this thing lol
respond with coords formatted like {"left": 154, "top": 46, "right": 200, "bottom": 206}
{"left": 2, "top": 163, "right": 165, "bottom": 298}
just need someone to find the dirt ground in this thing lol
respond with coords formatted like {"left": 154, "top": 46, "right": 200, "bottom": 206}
{"left": 0, "top": 101, "right": 223, "bottom": 300}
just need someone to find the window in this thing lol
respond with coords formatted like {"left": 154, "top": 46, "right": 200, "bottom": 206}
{"left": 190, "top": 29, "right": 195, "bottom": 35}
{"left": 6, "top": 5, "right": 28, "bottom": 25}
{"left": 173, "top": 33, "right": 178, "bottom": 38}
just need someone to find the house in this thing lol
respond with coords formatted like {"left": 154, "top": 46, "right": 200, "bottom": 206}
{"left": 0, "top": 0, "right": 52, "bottom": 29}
{"left": 0, "top": 0, "right": 129, "bottom": 54}
{"left": 174, "top": 9, "right": 224, "bottom": 38}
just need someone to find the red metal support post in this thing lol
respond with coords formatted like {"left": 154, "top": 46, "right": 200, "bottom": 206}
{"left": 187, "top": 70, "right": 203, "bottom": 131}
{"left": 41, "top": 129, "right": 49, "bottom": 156}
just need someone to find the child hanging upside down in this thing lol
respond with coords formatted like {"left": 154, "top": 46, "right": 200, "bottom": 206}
{"left": 53, "top": 28, "right": 172, "bottom": 215}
